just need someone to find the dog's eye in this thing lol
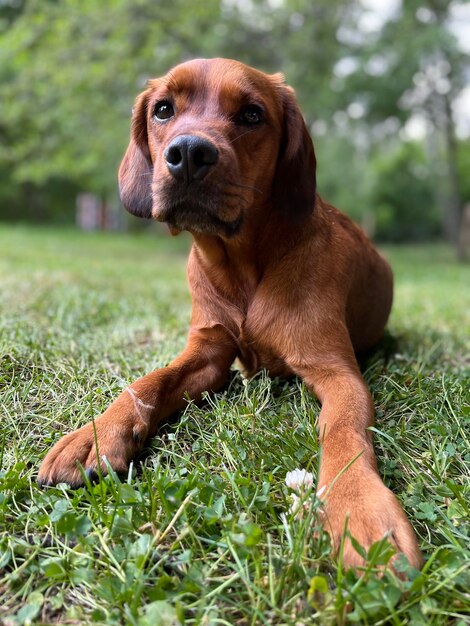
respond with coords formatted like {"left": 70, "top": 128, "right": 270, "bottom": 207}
{"left": 238, "top": 105, "right": 263, "bottom": 125}
{"left": 154, "top": 101, "right": 174, "bottom": 120}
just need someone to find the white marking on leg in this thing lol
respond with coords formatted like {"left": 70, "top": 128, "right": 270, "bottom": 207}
{"left": 126, "top": 387, "right": 155, "bottom": 421}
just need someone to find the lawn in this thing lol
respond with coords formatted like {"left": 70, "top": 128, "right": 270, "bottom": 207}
{"left": 0, "top": 225, "right": 469, "bottom": 625}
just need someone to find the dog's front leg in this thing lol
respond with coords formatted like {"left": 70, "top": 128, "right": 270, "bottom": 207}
{"left": 38, "top": 325, "right": 237, "bottom": 487}
{"left": 292, "top": 351, "right": 422, "bottom": 571}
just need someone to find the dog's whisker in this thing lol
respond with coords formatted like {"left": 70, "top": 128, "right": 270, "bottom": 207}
{"left": 228, "top": 129, "right": 254, "bottom": 145}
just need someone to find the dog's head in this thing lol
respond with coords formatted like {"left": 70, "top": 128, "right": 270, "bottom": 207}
{"left": 119, "top": 58, "right": 316, "bottom": 237}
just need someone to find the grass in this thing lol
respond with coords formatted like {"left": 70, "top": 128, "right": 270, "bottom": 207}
{"left": 0, "top": 224, "right": 469, "bottom": 625}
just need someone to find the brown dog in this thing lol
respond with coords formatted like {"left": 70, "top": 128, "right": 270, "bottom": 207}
{"left": 38, "top": 58, "right": 422, "bottom": 571}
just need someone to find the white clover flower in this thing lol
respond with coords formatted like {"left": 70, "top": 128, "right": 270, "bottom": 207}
{"left": 285, "top": 468, "right": 313, "bottom": 518}
{"left": 285, "top": 468, "right": 314, "bottom": 491}
{"left": 285, "top": 469, "right": 325, "bottom": 519}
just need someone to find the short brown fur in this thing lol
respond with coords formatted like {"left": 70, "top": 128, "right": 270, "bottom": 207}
{"left": 39, "top": 59, "right": 422, "bottom": 572}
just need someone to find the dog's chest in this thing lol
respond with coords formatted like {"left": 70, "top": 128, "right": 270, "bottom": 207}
{"left": 236, "top": 317, "right": 294, "bottom": 379}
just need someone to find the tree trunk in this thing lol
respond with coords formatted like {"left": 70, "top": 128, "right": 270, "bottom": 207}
{"left": 442, "top": 93, "right": 464, "bottom": 260}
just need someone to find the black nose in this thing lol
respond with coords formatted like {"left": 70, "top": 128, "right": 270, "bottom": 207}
{"left": 164, "top": 134, "right": 218, "bottom": 183}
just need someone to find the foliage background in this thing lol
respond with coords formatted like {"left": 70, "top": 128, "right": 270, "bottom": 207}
{"left": 0, "top": 0, "right": 469, "bottom": 252}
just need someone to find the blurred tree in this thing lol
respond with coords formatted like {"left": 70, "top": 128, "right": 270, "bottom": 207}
{"left": 313, "top": 130, "right": 375, "bottom": 231}
{"left": 457, "top": 138, "right": 470, "bottom": 204}
{"left": 341, "top": 0, "right": 469, "bottom": 258}
{"left": 0, "top": 0, "right": 26, "bottom": 25}
{"left": 0, "top": 0, "right": 468, "bottom": 248}
{"left": 0, "top": 0, "right": 228, "bottom": 222}
{"left": 0, "top": 0, "right": 353, "bottom": 224}
{"left": 370, "top": 142, "right": 440, "bottom": 242}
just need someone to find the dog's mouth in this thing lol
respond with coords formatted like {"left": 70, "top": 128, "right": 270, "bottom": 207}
{"left": 153, "top": 185, "right": 244, "bottom": 237}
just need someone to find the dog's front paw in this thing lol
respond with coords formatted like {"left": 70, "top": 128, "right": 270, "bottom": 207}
{"left": 38, "top": 409, "right": 149, "bottom": 487}
{"left": 320, "top": 471, "right": 422, "bottom": 573}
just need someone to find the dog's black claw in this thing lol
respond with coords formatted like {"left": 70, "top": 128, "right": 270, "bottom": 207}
{"left": 85, "top": 467, "right": 99, "bottom": 483}
{"left": 132, "top": 430, "right": 144, "bottom": 446}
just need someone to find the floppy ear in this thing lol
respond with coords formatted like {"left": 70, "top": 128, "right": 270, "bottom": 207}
{"left": 118, "top": 90, "right": 153, "bottom": 218}
{"left": 272, "top": 85, "right": 317, "bottom": 220}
